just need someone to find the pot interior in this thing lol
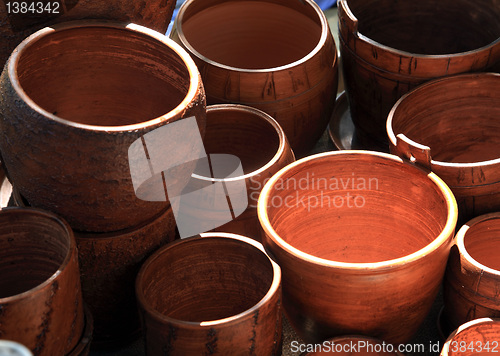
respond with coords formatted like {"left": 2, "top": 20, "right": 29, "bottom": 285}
{"left": 346, "top": 0, "right": 500, "bottom": 55}
{"left": 180, "top": 0, "right": 322, "bottom": 69}
{"left": 390, "top": 75, "right": 500, "bottom": 164}
{"left": 446, "top": 321, "right": 500, "bottom": 356}
{"left": 15, "top": 26, "right": 190, "bottom": 126}
{"left": 139, "top": 237, "right": 274, "bottom": 322}
{"left": 0, "top": 210, "right": 70, "bottom": 299}
{"left": 463, "top": 217, "right": 500, "bottom": 271}
{"left": 264, "top": 153, "right": 451, "bottom": 263}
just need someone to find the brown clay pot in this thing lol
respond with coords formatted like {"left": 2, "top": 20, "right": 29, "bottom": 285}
{"left": 387, "top": 73, "right": 500, "bottom": 225}
{"left": 338, "top": 0, "right": 500, "bottom": 150}
{"left": 0, "top": 207, "right": 85, "bottom": 356}
{"left": 0, "top": 21, "right": 206, "bottom": 232}
{"left": 442, "top": 213, "right": 500, "bottom": 335}
{"left": 0, "top": 0, "right": 176, "bottom": 68}
{"left": 136, "top": 232, "right": 282, "bottom": 355}
{"left": 258, "top": 151, "right": 458, "bottom": 344}
{"left": 304, "top": 335, "right": 404, "bottom": 355}
{"left": 441, "top": 318, "right": 500, "bottom": 356}
{"left": 12, "top": 188, "right": 177, "bottom": 345}
{"left": 171, "top": 0, "right": 338, "bottom": 156}
{"left": 191, "top": 104, "right": 295, "bottom": 241}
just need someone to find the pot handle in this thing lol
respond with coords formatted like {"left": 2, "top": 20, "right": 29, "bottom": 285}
{"left": 338, "top": 0, "right": 359, "bottom": 35}
{"left": 395, "top": 134, "right": 432, "bottom": 171}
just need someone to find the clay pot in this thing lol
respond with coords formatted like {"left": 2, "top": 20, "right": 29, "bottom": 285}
{"left": 171, "top": 0, "right": 338, "bottom": 156}
{"left": 191, "top": 104, "right": 295, "bottom": 240}
{"left": 0, "top": 207, "right": 85, "bottom": 356}
{"left": 0, "top": 21, "right": 206, "bottom": 232}
{"left": 0, "top": 0, "right": 176, "bottom": 68}
{"left": 136, "top": 232, "right": 282, "bottom": 355}
{"left": 304, "top": 335, "right": 404, "bottom": 355}
{"left": 442, "top": 213, "right": 500, "bottom": 335}
{"left": 12, "top": 189, "right": 177, "bottom": 345}
{"left": 441, "top": 318, "right": 500, "bottom": 356}
{"left": 258, "top": 151, "right": 458, "bottom": 344}
{"left": 338, "top": 0, "right": 500, "bottom": 150}
{"left": 387, "top": 73, "right": 500, "bottom": 225}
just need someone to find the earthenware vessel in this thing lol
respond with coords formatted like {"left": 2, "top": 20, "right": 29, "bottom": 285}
{"left": 441, "top": 318, "right": 500, "bottom": 355}
{"left": 258, "top": 150, "right": 457, "bottom": 343}
{"left": 387, "top": 73, "right": 500, "bottom": 225}
{"left": 136, "top": 232, "right": 282, "bottom": 355}
{"left": 0, "top": 21, "right": 206, "bottom": 232}
{"left": 171, "top": 0, "right": 338, "bottom": 156}
{"left": 304, "top": 335, "right": 404, "bottom": 355}
{"left": 339, "top": 0, "right": 500, "bottom": 150}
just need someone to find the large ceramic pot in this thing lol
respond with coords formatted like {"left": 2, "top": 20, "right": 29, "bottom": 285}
{"left": 442, "top": 213, "right": 500, "bottom": 334}
{"left": 136, "top": 233, "right": 282, "bottom": 355}
{"left": 0, "top": 21, "right": 206, "bottom": 232}
{"left": 441, "top": 318, "right": 500, "bottom": 356}
{"left": 0, "top": 207, "right": 86, "bottom": 356}
{"left": 258, "top": 151, "right": 458, "bottom": 344}
{"left": 387, "top": 73, "right": 500, "bottom": 225}
{"left": 0, "top": 0, "right": 176, "bottom": 68}
{"left": 171, "top": 0, "right": 338, "bottom": 156}
{"left": 338, "top": 0, "right": 500, "bottom": 150}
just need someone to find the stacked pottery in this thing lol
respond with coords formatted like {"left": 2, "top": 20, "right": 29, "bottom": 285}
{"left": 0, "top": 22, "right": 206, "bottom": 345}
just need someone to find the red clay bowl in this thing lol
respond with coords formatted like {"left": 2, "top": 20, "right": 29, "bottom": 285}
{"left": 440, "top": 318, "right": 500, "bottom": 356}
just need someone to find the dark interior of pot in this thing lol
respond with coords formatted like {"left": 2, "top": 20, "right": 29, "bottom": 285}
{"left": 390, "top": 75, "right": 500, "bottom": 164}
{"left": 264, "top": 153, "right": 450, "bottom": 263}
{"left": 464, "top": 217, "right": 500, "bottom": 271}
{"left": 346, "top": 0, "right": 500, "bottom": 55}
{"left": 139, "top": 237, "right": 274, "bottom": 322}
{"left": 447, "top": 321, "right": 500, "bottom": 356}
{"left": 0, "top": 210, "right": 70, "bottom": 299}
{"left": 202, "top": 107, "right": 280, "bottom": 174}
{"left": 180, "top": 0, "right": 322, "bottom": 69}
{"left": 16, "top": 26, "right": 190, "bottom": 126}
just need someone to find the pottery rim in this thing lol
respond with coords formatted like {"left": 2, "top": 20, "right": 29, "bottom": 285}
{"left": 386, "top": 73, "right": 500, "bottom": 169}
{"left": 257, "top": 150, "right": 458, "bottom": 270}
{"left": 339, "top": 0, "right": 500, "bottom": 58}
{"left": 135, "top": 232, "right": 282, "bottom": 327}
{"left": 193, "top": 104, "right": 294, "bottom": 183}
{"left": 0, "top": 207, "right": 76, "bottom": 303}
{"left": 441, "top": 317, "right": 500, "bottom": 355}
{"left": 7, "top": 20, "right": 202, "bottom": 132}
{"left": 174, "top": 0, "right": 331, "bottom": 73}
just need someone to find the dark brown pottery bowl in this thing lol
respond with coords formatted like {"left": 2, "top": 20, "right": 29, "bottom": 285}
{"left": 0, "top": 21, "right": 206, "bottom": 232}
{"left": 258, "top": 151, "right": 457, "bottom": 344}
{"left": 338, "top": 0, "right": 500, "bottom": 150}
{"left": 171, "top": 0, "right": 338, "bottom": 156}
{"left": 0, "top": 207, "right": 85, "bottom": 356}
{"left": 136, "top": 232, "right": 282, "bottom": 355}
{"left": 440, "top": 318, "right": 500, "bottom": 356}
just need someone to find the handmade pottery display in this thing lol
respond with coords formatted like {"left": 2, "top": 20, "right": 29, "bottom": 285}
{"left": 171, "top": 0, "right": 338, "bottom": 156}
{"left": 338, "top": 0, "right": 500, "bottom": 150}
{"left": 136, "top": 233, "right": 282, "bottom": 355}
{"left": 258, "top": 151, "right": 458, "bottom": 344}
{"left": 440, "top": 318, "right": 500, "bottom": 356}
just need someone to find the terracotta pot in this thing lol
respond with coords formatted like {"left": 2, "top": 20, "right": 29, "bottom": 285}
{"left": 304, "top": 335, "right": 404, "bottom": 355}
{"left": 171, "top": 0, "right": 338, "bottom": 156}
{"left": 338, "top": 0, "right": 500, "bottom": 150}
{"left": 136, "top": 232, "right": 282, "bottom": 355}
{"left": 441, "top": 318, "right": 500, "bottom": 356}
{"left": 442, "top": 213, "right": 500, "bottom": 335}
{"left": 258, "top": 151, "right": 458, "bottom": 344}
{"left": 0, "top": 0, "right": 176, "bottom": 68}
{"left": 0, "top": 21, "right": 206, "bottom": 232}
{"left": 188, "top": 104, "right": 295, "bottom": 241}
{"left": 387, "top": 73, "right": 500, "bottom": 225}
{"left": 12, "top": 188, "right": 177, "bottom": 345}
{"left": 0, "top": 207, "right": 85, "bottom": 356}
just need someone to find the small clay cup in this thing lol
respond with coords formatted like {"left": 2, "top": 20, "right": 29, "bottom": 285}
{"left": 442, "top": 213, "right": 500, "bottom": 334}
{"left": 171, "top": 0, "right": 338, "bottom": 156}
{"left": 387, "top": 73, "right": 500, "bottom": 225}
{"left": 0, "top": 21, "right": 206, "bottom": 232}
{"left": 304, "top": 335, "right": 404, "bottom": 355}
{"left": 441, "top": 318, "right": 500, "bottom": 356}
{"left": 0, "top": 207, "right": 85, "bottom": 356}
{"left": 258, "top": 150, "right": 457, "bottom": 344}
{"left": 136, "top": 232, "right": 282, "bottom": 355}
